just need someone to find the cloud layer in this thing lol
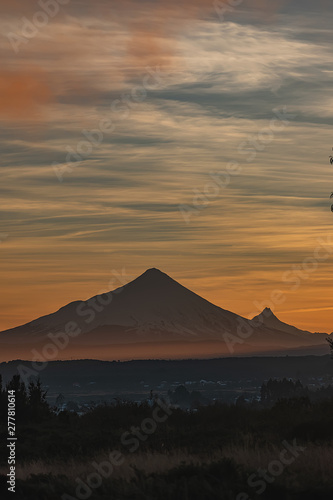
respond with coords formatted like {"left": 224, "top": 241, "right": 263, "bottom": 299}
{"left": 0, "top": 0, "right": 333, "bottom": 333}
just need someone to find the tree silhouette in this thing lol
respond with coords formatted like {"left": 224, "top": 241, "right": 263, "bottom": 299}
{"left": 6, "top": 374, "right": 28, "bottom": 418}
{"left": 56, "top": 393, "right": 65, "bottom": 408}
{"left": 0, "top": 374, "right": 51, "bottom": 422}
{"left": 328, "top": 337, "right": 333, "bottom": 358}
{"left": 260, "top": 378, "right": 306, "bottom": 403}
{"left": 0, "top": 374, "right": 6, "bottom": 418}
{"left": 28, "top": 378, "right": 50, "bottom": 419}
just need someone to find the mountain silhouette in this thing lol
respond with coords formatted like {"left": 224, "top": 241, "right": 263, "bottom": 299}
{"left": 0, "top": 269, "right": 329, "bottom": 361}
{"left": 251, "top": 308, "right": 315, "bottom": 336}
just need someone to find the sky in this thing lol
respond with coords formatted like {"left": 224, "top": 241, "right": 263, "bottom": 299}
{"left": 0, "top": 0, "right": 333, "bottom": 333}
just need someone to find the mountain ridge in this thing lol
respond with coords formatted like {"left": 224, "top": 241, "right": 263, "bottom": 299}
{"left": 0, "top": 268, "right": 329, "bottom": 361}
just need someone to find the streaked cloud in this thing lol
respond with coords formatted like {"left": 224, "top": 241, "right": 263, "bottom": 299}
{"left": 0, "top": 0, "right": 332, "bottom": 333}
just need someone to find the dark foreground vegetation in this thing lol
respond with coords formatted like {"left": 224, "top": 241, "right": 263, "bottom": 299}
{"left": 0, "top": 375, "right": 333, "bottom": 499}
{"left": 2, "top": 356, "right": 333, "bottom": 403}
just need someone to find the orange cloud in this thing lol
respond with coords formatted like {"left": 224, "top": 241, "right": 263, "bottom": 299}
{"left": 0, "top": 0, "right": 327, "bottom": 118}
{"left": 0, "top": 69, "right": 54, "bottom": 121}
{"left": 123, "top": 0, "right": 317, "bottom": 69}
{"left": 0, "top": 0, "right": 299, "bottom": 71}
{"left": 0, "top": 0, "right": 40, "bottom": 16}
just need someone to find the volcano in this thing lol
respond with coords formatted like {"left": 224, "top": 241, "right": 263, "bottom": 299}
{"left": 0, "top": 268, "right": 329, "bottom": 361}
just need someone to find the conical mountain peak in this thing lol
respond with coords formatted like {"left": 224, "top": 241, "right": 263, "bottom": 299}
{"left": 252, "top": 307, "right": 278, "bottom": 321}
{"left": 145, "top": 267, "right": 162, "bottom": 274}
{"left": 140, "top": 268, "right": 169, "bottom": 279}
{"left": 262, "top": 307, "right": 276, "bottom": 317}
{"left": 126, "top": 268, "right": 178, "bottom": 291}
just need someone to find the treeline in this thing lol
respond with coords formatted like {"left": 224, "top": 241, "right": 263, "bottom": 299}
{"left": 261, "top": 378, "right": 306, "bottom": 403}
{"left": 260, "top": 378, "right": 333, "bottom": 404}
{"left": 2, "top": 396, "right": 333, "bottom": 499}
{"left": 0, "top": 374, "right": 50, "bottom": 422}
{"left": 1, "top": 374, "right": 333, "bottom": 498}
{"left": 1, "top": 374, "right": 333, "bottom": 464}
{"left": 167, "top": 385, "right": 209, "bottom": 407}
{"left": 168, "top": 378, "right": 333, "bottom": 407}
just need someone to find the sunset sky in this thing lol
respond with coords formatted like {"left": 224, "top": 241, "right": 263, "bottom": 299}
{"left": 0, "top": 0, "right": 333, "bottom": 333}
